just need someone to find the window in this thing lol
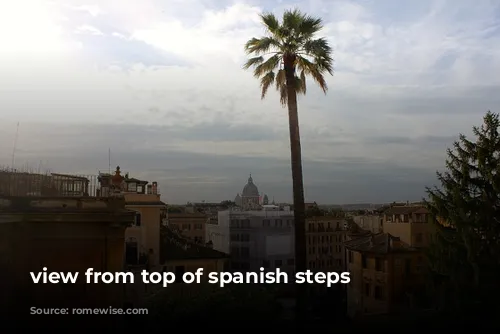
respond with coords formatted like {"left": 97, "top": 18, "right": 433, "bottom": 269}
{"left": 416, "top": 233, "right": 423, "bottom": 243}
{"left": 241, "top": 219, "right": 250, "bottom": 228}
{"left": 362, "top": 255, "right": 367, "bottom": 269}
{"left": 405, "top": 259, "right": 411, "bottom": 276}
{"left": 263, "top": 219, "right": 270, "bottom": 227}
{"left": 287, "top": 259, "right": 294, "bottom": 266}
{"left": 364, "top": 283, "right": 370, "bottom": 296}
{"left": 286, "top": 219, "right": 292, "bottom": 226}
{"left": 182, "top": 224, "right": 190, "bottom": 230}
{"left": 125, "top": 239, "right": 138, "bottom": 265}
{"left": 416, "top": 256, "right": 423, "bottom": 273}
{"left": 231, "top": 247, "right": 239, "bottom": 256}
{"left": 375, "top": 258, "right": 384, "bottom": 272}
{"left": 374, "top": 286, "right": 384, "bottom": 300}
{"left": 275, "top": 260, "right": 282, "bottom": 267}
{"left": 230, "top": 219, "right": 239, "bottom": 227}
{"left": 128, "top": 182, "right": 137, "bottom": 192}
{"left": 134, "top": 213, "right": 141, "bottom": 227}
{"left": 240, "top": 234, "right": 250, "bottom": 242}
{"left": 275, "top": 219, "right": 282, "bottom": 227}
{"left": 194, "top": 223, "right": 203, "bottom": 230}
{"left": 230, "top": 233, "right": 239, "bottom": 242}
{"left": 308, "top": 223, "right": 314, "bottom": 231}
{"left": 240, "top": 247, "right": 250, "bottom": 258}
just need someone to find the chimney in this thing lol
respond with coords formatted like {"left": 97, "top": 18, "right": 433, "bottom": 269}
{"left": 147, "top": 184, "right": 152, "bottom": 194}
{"left": 152, "top": 182, "right": 158, "bottom": 194}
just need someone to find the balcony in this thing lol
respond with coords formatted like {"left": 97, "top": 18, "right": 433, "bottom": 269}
{"left": 0, "top": 169, "right": 99, "bottom": 197}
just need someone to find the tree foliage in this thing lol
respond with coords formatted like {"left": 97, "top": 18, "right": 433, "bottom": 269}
{"left": 425, "top": 111, "right": 500, "bottom": 309}
{"left": 244, "top": 9, "right": 333, "bottom": 105}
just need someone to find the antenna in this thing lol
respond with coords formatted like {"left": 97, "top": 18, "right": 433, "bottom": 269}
{"left": 11, "top": 122, "right": 19, "bottom": 171}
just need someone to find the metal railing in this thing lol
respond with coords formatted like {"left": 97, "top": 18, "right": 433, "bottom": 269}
{"left": 0, "top": 169, "right": 101, "bottom": 197}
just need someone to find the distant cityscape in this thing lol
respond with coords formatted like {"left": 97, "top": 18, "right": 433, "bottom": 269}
{"left": 2, "top": 165, "right": 433, "bottom": 323}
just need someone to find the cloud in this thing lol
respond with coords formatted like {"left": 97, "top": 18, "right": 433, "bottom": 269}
{"left": 0, "top": 0, "right": 499, "bottom": 204}
{"left": 74, "top": 24, "right": 104, "bottom": 35}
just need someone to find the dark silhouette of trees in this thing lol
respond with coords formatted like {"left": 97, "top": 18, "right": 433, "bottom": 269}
{"left": 425, "top": 111, "right": 500, "bottom": 313}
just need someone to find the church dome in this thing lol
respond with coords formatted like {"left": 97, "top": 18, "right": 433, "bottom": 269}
{"left": 242, "top": 174, "right": 259, "bottom": 197}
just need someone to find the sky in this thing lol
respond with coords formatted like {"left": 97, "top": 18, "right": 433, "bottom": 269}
{"left": 0, "top": 0, "right": 499, "bottom": 204}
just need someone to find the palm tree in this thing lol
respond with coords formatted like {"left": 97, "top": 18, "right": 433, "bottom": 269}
{"left": 244, "top": 9, "right": 333, "bottom": 323}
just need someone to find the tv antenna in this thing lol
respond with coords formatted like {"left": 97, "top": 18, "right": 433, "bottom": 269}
{"left": 11, "top": 122, "right": 19, "bottom": 170}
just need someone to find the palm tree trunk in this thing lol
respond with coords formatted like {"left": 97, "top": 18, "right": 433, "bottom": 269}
{"left": 284, "top": 56, "right": 307, "bottom": 327}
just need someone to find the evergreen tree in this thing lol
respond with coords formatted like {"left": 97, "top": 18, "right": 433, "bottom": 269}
{"left": 425, "top": 111, "right": 500, "bottom": 311}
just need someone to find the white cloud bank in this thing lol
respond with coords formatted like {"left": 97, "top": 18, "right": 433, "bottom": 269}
{"left": 0, "top": 0, "right": 499, "bottom": 203}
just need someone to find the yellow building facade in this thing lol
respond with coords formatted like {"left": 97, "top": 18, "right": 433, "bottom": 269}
{"left": 345, "top": 233, "right": 427, "bottom": 318}
{"left": 98, "top": 167, "right": 167, "bottom": 272}
{"left": 167, "top": 212, "right": 208, "bottom": 244}
{"left": 382, "top": 205, "right": 433, "bottom": 248}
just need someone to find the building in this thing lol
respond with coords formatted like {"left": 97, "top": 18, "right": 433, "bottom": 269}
{"left": 0, "top": 169, "right": 93, "bottom": 197}
{"left": 97, "top": 167, "right": 167, "bottom": 272}
{"left": 160, "top": 226, "right": 228, "bottom": 278}
{"left": 306, "top": 216, "right": 347, "bottom": 272}
{"left": 234, "top": 174, "right": 271, "bottom": 210}
{"left": 382, "top": 205, "right": 432, "bottom": 248}
{"left": 167, "top": 212, "right": 208, "bottom": 244}
{"left": 0, "top": 170, "right": 135, "bottom": 321}
{"left": 351, "top": 215, "right": 382, "bottom": 234}
{"left": 206, "top": 205, "right": 295, "bottom": 273}
{"left": 344, "top": 233, "right": 427, "bottom": 318}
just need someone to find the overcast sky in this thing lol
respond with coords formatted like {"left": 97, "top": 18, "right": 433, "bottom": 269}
{"left": 0, "top": 0, "right": 499, "bottom": 204}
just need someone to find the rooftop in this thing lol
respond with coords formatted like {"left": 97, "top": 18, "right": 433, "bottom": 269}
{"left": 0, "top": 195, "right": 125, "bottom": 212}
{"left": 0, "top": 166, "right": 161, "bottom": 198}
{"left": 168, "top": 212, "right": 207, "bottom": 219}
{"left": 384, "top": 205, "right": 429, "bottom": 215}
{"left": 160, "top": 226, "right": 229, "bottom": 262}
{"left": 224, "top": 208, "right": 294, "bottom": 217}
{"left": 125, "top": 200, "right": 167, "bottom": 206}
{"left": 306, "top": 216, "right": 345, "bottom": 222}
{"left": 344, "top": 232, "right": 417, "bottom": 254}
